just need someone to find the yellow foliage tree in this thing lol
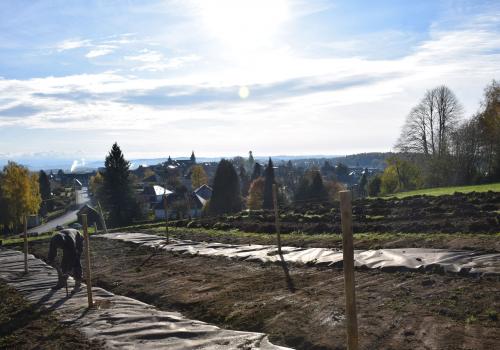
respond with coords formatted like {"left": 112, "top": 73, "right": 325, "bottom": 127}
{"left": 0, "top": 162, "right": 41, "bottom": 231}
{"left": 89, "top": 171, "right": 104, "bottom": 197}
{"left": 191, "top": 165, "right": 208, "bottom": 189}
{"left": 247, "top": 177, "right": 265, "bottom": 210}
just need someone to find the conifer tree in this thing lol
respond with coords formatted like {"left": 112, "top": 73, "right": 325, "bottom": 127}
{"left": 102, "top": 143, "right": 141, "bottom": 226}
{"left": 208, "top": 159, "right": 241, "bottom": 215}
{"left": 239, "top": 165, "right": 250, "bottom": 196}
{"left": 262, "top": 158, "right": 275, "bottom": 209}
{"left": 309, "top": 171, "right": 328, "bottom": 202}
{"left": 38, "top": 170, "right": 52, "bottom": 215}
{"left": 251, "top": 162, "right": 262, "bottom": 181}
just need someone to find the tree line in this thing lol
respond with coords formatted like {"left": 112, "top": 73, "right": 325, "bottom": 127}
{"left": 365, "top": 80, "right": 499, "bottom": 196}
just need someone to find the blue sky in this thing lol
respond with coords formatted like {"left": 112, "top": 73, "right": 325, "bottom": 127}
{"left": 0, "top": 0, "right": 499, "bottom": 164}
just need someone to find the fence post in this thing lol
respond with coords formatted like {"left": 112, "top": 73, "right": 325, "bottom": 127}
{"left": 82, "top": 214, "right": 93, "bottom": 308}
{"left": 163, "top": 194, "right": 169, "bottom": 244}
{"left": 340, "top": 190, "right": 359, "bottom": 350}
{"left": 23, "top": 216, "right": 28, "bottom": 274}
{"left": 97, "top": 201, "right": 107, "bottom": 234}
{"left": 272, "top": 184, "right": 282, "bottom": 254}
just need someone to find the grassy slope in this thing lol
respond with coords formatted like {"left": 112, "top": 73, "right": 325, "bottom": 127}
{"left": 381, "top": 182, "right": 500, "bottom": 198}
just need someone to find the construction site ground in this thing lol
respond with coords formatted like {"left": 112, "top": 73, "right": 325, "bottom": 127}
{"left": 20, "top": 236, "right": 500, "bottom": 350}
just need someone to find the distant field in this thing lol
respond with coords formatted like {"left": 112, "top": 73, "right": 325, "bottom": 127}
{"left": 381, "top": 183, "right": 500, "bottom": 198}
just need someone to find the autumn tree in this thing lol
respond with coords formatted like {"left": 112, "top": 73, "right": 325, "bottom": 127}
{"left": 208, "top": 159, "right": 241, "bottom": 215}
{"left": 0, "top": 162, "right": 41, "bottom": 232}
{"left": 89, "top": 171, "right": 104, "bottom": 198}
{"left": 101, "top": 143, "right": 142, "bottom": 226}
{"left": 380, "top": 156, "right": 422, "bottom": 194}
{"left": 247, "top": 177, "right": 265, "bottom": 210}
{"left": 191, "top": 165, "right": 208, "bottom": 189}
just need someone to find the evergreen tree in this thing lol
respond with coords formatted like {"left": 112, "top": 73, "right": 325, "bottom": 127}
{"left": 367, "top": 175, "right": 382, "bottom": 196}
{"left": 359, "top": 169, "right": 368, "bottom": 197}
{"left": 102, "top": 143, "right": 142, "bottom": 226}
{"left": 239, "top": 165, "right": 250, "bottom": 197}
{"left": 38, "top": 170, "right": 52, "bottom": 215}
{"left": 247, "top": 150, "right": 255, "bottom": 171}
{"left": 208, "top": 159, "right": 241, "bottom": 215}
{"left": 190, "top": 151, "right": 196, "bottom": 164}
{"left": 251, "top": 162, "right": 262, "bottom": 181}
{"left": 309, "top": 171, "right": 328, "bottom": 202}
{"left": 262, "top": 158, "right": 275, "bottom": 209}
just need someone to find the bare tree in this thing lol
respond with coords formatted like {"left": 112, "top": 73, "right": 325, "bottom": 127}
{"left": 396, "top": 85, "right": 462, "bottom": 157}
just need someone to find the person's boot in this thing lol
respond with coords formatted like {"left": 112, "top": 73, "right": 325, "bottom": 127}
{"left": 52, "top": 278, "right": 66, "bottom": 290}
{"left": 72, "top": 279, "right": 82, "bottom": 292}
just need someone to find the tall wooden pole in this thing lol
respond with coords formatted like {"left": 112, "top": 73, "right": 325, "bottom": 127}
{"left": 23, "top": 216, "right": 28, "bottom": 274}
{"left": 82, "top": 214, "right": 93, "bottom": 308}
{"left": 340, "top": 190, "right": 359, "bottom": 350}
{"left": 272, "top": 184, "right": 282, "bottom": 255}
{"left": 163, "top": 194, "right": 169, "bottom": 244}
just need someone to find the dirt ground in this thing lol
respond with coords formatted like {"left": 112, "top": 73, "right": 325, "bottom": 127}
{"left": 27, "top": 238, "right": 499, "bottom": 350}
{"left": 169, "top": 191, "right": 500, "bottom": 235}
{"left": 0, "top": 281, "right": 103, "bottom": 350}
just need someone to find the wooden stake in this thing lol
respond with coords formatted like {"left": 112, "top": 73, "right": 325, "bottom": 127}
{"left": 163, "top": 194, "right": 169, "bottom": 244}
{"left": 23, "top": 216, "right": 28, "bottom": 274}
{"left": 340, "top": 190, "right": 358, "bottom": 350}
{"left": 82, "top": 214, "right": 93, "bottom": 308}
{"left": 93, "top": 222, "right": 98, "bottom": 235}
{"left": 272, "top": 184, "right": 282, "bottom": 255}
{"left": 97, "top": 201, "right": 107, "bottom": 234}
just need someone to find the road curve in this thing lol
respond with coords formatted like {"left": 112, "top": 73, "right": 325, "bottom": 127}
{"left": 28, "top": 188, "right": 90, "bottom": 234}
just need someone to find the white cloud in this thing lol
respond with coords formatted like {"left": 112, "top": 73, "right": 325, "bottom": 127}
{"left": 56, "top": 39, "right": 91, "bottom": 51}
{"left": 85, "top": 45, "right": 116, "bottom": 58}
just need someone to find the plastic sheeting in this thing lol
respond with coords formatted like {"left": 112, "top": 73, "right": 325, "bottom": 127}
{"left": 0, "top": 249, "right": 291, "bottom": 350}
{"left": 101, "top": 232, "right": 500, "bottom": 276}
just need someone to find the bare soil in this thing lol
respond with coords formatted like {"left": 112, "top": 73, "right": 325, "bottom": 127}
{"left": 0, "top": 281, "right": 103, "bottom": 350}
{"left": 27, "top": 238, "right": 500, "bottom": 350}
{"left": 170, "top": 191, "right": 500, "bottom": 235}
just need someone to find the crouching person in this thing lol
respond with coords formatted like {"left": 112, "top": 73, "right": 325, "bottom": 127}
{"left": 48, "top": 228, "right": 84, "bottom": 291}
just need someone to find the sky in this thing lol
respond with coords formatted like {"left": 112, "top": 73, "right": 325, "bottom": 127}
{"left": 0, "top": 0, "right": 499, "bottom": 164}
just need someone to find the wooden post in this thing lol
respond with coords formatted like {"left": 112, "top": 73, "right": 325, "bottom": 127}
{"left": 340, "top": 190, "right": 359, "bottom": 350}
{"left": 23, "top": 216, "right": 28, "bottom": 274}
{"left": 93, "top": 222, "right": 98, "bottom": 235}
{"left": 97, "top": 201, "right": 107, "bottom": 234}
{"left": 163, "top": 194, "right": 169, "bottom": 244}
{"left": 82, "top": 214, "right": 93, "bottom": 308}
{"left": 272, "top": 184, "right": 282, "bottom": 255}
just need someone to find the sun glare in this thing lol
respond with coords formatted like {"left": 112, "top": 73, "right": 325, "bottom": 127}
{"left": 238, "top": 86, "right": 250, "bottom": 99}
{"left": 199, "top": 0, "right": 289, "bottom": 50}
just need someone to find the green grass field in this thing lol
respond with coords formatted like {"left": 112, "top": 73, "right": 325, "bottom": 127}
{"left": 381, "top": 182, "right": 500, "bottom": 198}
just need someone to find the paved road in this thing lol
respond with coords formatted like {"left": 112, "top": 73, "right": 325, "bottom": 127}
{"left": 28, "top": 188, "right": 90, "bottom": 234}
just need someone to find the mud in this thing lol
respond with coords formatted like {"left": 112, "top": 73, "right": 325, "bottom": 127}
{"left": 27, "top": 238, "right": 500, "bottom": 350}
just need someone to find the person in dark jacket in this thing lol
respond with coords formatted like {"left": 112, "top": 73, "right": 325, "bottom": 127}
{"left": 48, "top": 228, "right": 84, "bottom": 290}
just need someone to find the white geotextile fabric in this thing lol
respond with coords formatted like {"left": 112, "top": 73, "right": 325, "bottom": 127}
{"left": 0, "top": 249, "right": 291, "bottom": 350}
{"left": 101, "top": 232, "right": 500, "bottom": 276}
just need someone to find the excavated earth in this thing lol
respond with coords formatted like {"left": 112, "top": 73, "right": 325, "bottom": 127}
{"left": 26, "top": 238, "right": 500, "bottom": 350}
{"left": 170, "top": 191, "right": 500, "bottom": 235}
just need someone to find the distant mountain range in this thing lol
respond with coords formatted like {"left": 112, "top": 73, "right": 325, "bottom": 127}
{"left": 0, "top": 152, "right": 392, "bottom": 172}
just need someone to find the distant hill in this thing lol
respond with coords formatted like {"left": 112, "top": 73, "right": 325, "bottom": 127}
{"left": 0, "top": 152, "right": 392, "bottom": 171}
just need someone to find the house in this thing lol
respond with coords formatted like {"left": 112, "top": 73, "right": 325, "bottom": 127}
{"left": 77, "top": 204, "right": 102, "bottom": 229}
{"left": 153, "top": 184, "right": 213, "bottom": 220}
{"left": 142, "top": 185, "right": 173, "bottom": 209}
